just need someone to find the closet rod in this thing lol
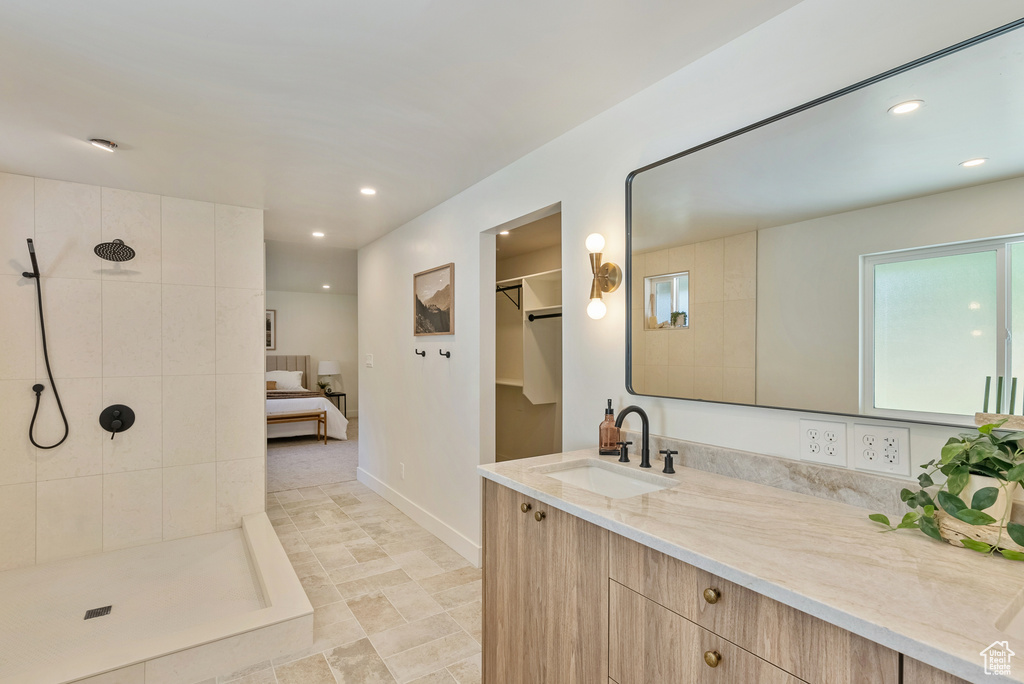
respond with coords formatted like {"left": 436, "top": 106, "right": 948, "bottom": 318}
{"left": 528, "top": 312, "right": 562, "bottom": 322}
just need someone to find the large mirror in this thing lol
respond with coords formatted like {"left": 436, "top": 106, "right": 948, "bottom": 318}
{"left": 627, "top": 19, "right": 1024, "bottom": 427}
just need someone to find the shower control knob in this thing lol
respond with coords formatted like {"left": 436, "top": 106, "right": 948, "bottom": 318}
{"left": 99, "top": 404, "right": 135, "bottom": 440}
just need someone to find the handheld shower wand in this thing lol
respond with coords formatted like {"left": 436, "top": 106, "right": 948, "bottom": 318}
{"left": 25, "top": 238, "right": 69, "bottom": 449}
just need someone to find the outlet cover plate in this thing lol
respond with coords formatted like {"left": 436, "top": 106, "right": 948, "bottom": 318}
{"left": 853, "top": 424, "right": 911, "bottom": 475}
{"left": 799, "top": 419, "right": 847, "bottom": 466}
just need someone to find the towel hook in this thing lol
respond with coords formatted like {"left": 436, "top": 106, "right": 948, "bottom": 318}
{"left": 439, "top": 349, "right": 451, "bottom": 358}
{"left": 415, "top": 349, "right": 426, "bottom": 357}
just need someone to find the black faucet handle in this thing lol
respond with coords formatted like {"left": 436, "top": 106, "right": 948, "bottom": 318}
{"left": 617, "top": 441, "right": 632, "bottom": 463}
{"left": 660, "top": 449, "right": 677, "bottom": 475}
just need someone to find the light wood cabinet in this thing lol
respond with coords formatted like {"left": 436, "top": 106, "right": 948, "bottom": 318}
{"left": 610, "top": 534, "right": 899, "bottom": 684}
{"left": 482, "top": 480, "right": 961, "bottom": 684}
{"left": 482, "top": 479, "right": 607, "bottom": 683}
{"left": 610, "top": 580, "right": 805, "bottom": 683}
{"left": 903, "top": 657, "right": 970, "bottom": 684}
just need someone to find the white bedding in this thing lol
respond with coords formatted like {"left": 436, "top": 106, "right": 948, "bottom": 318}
{"left": 267, "top": 395, "right": 349, "bottom": 440}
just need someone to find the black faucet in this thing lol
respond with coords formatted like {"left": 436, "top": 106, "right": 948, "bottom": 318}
{"left": 614, "top": 406, "right": 651, "bottom": 468}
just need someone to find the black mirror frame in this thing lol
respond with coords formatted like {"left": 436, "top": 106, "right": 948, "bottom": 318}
{"left": 623, "top": 17, "right": 1024, "bottom": 428}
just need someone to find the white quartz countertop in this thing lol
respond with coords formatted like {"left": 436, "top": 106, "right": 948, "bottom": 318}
{"left": 478, "top": 449, "right": 1024, "bottom": 684}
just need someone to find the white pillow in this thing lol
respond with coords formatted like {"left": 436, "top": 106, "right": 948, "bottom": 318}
{"left": 266, "top": 370, "right": 304, "bottom": 390}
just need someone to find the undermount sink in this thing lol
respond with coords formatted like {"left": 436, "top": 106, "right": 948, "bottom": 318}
{"left": 529, "top": 458, "right": 677, "bottom": 499}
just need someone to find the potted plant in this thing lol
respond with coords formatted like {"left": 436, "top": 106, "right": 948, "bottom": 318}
{"left": 869, "top": 421, "right": 1024, "bottom": 561}
{"left": 317, "top": 379, "right": 331, "bottom": 393}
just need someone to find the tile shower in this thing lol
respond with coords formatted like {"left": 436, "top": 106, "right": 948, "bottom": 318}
{"left": 0, "top": 172, "right": 296, "bottom": 683}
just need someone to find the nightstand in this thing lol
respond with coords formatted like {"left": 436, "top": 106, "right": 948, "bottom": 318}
{"left": 325, "top": 392, "right": 347, "bottom": 417}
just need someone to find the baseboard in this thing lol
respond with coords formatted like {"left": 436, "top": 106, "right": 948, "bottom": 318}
{"left": 356, "top": 467, "right": 481, "bottom": 567}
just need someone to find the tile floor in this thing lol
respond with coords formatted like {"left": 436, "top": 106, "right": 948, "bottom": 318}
{"left": 218, "top": 480, "right": 482, "bottom": 684}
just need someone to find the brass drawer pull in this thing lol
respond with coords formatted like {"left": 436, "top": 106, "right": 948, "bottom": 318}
{"left": 534, "top": 511, "right": 546, "bottom": 522}
{"left": 703, "top": 588, "right": 721, "bottom": 604}
{"left": 703, "top": 650, "right": 721, "bottom": 668}
{"left": 521, "top": 502, "right": 531, "bottom": 513}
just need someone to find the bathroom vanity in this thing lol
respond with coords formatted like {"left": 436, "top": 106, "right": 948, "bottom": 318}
{"left": 479, "top": 451, "right": 1022, "bottom": 684}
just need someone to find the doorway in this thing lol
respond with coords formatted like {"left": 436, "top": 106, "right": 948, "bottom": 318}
{"left": 494, "top": 212, "right": 562, "bottom": 461}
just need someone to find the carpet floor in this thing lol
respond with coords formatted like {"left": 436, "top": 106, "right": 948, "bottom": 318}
{"left": 267, "top": 418, "right": 359, "bottom": 492}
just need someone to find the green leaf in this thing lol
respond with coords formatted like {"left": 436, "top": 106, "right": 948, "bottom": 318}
{"left": 940, "top": 442, "right": 967, "bottom": 464}
{"left": 923, "top": 505, "right": 936, "bottom": 518}
{"left": 900, "top": 488, "right": 916, "bottom": 502}
{"left": 971, "top": 487, "right": 1000, "bottom": 511}
{"left": 1007, "top": 522, "right": 1024, "bottom": 547}
{"left": 921, "top": 459, "right": 936, "bottom": 469}
{"left": 955, "top": 509, "right": 998, "bottom": 526}
{"left": 916, "top": 490, "right": 935, "bottom": 509}
{"left": 997, "top": 431, "right": 1024, "bottom": 443}
{"left": 960, "top": 538, "right": 993, "bottom": 553}
{"left": 896, "top": 522, "right": 920, "bottom": 530}
{"left": 868, "top": 513, "right": 891, "bottom": 527}
{"left": 979, "top": 422, "right": 998, "bottom": 435}
{"left": 917, "top": 473, "right": 934, "bottom": 488}
{"left": 970, "top": 464, "right": 1004, "bottom": 479}
{"left": 919, "top": 515, "right": 942, "bottom": 541}
{"left": 901, "top": 512, "right": 921, "bottom": 525}
{"left": 1007, "top": 464, "right": 1024, "bottom": 482}
{"left": 946, "top": 466, "right": 970, "bottom": 496}
{"left": 937, "top": 490, "right": 967, "bottom": 516}
{"left": 1000, "top": 549, "right": 1024, "bottom": 561}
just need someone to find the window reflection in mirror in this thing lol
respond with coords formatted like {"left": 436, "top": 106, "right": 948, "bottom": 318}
{"left": 626, "top": 20, "right": 1024, "bottom": 426}
{"left": 644, "top": 272, "right": 689, "bottom": 329}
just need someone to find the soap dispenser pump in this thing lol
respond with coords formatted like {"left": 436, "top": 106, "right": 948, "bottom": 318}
{"left": 599, "top": 399, "right": 620, "bottom": 455}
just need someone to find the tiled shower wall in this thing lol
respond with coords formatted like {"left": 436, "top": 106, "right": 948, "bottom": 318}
{"left": 631, "top": 231, "right": 756, "bottom": 402}
{"left": 0, "top": 172, "right": 266, "bottom": 570}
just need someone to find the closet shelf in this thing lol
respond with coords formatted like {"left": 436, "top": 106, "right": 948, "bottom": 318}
{"left": 524, "top": 305, "right": 561, "bottom": 316}
{"left": 496, "top": 377, "right": 525, "bottom": 387}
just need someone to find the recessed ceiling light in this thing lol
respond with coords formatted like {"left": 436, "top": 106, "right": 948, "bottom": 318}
{"left": 360, "top": 188, "right": 376, "bottom": 196}
{"left": 888, "top": 100, "right": 923, "bottom": 115}
{"left": 960, "top": 158, "right": 988, "bottom": 168}
{"left": 971, "top": 330, "right": 983, "bottom": 337}
{"left": 88, "top": 139, "right": 117, "bottom": 152}
{"left": 969, "top": 301, "right": 981, "bottom": 310}
{"left": 499, "top": 231, "right": 510, "bottom": 235}
{"left": 312, "top": 231, "right": 325, "bottom": 238}
{"left": 322, "top": 284, "right": 330, "bottom": 289}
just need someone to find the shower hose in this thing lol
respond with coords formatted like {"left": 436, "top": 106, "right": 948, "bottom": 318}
{"left": 28, "top": 270, "right": 69, "bottom": 449}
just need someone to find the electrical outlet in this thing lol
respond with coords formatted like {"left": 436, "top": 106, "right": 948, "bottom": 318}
{"left": 400, "top": 463, "right": 405, "bottom": 480}
{"left": 854, "top": 424, "right": 910, "bottom": 475}
{"left": 799, "top": 419, "right": 846, "bottom": 466}
{"left": 365, "top": 354, "right": 374, "bottom": 368}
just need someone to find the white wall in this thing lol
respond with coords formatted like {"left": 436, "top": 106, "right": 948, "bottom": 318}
{"left": 266, "top": 290, "right": 359, "bottom": 416}
{"left": 758, "top": 175, "right": 1024, "bottom": 414}
{"left": 0, "top": 173, "right": 266, "bottom": 570}
{"left": 358, "top": 0, "right": 1024, "bottom": 563}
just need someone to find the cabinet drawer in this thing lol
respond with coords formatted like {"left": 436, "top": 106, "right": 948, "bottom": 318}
{"left": 609, "top": 534, "right": 898, "bottom": 684}
{"left": 610, "top": 581, "right": 805, "bottom": 683}
{"left": 903, "top": 657, "right": 970, "bottom": 684}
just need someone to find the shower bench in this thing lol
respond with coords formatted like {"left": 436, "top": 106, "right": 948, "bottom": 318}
{"left": 266, "top": 409, "right": 328, "bottom": 444}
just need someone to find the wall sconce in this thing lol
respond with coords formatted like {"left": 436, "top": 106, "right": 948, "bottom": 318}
{"left": 586, "top": 233, "right": 621, "bottom": 319}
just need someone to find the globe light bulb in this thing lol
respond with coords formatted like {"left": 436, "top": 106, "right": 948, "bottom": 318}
{"left": 585, "top": 233, "right": 605, "bottom": 253}
{"left": 587, "top": 298, "right": 607, "bottom": 320}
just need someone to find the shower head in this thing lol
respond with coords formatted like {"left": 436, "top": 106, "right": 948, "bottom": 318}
{"left": 94, "top": 239, "right": 136, "bottom": 262}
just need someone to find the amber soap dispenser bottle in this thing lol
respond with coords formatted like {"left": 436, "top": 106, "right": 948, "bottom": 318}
{"left": 599, "top": 399, "right": 620, "bottom": 455}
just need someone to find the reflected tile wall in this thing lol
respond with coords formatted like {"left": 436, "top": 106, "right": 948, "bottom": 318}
{"left": 0, "top": 172, "right": 266, "bottom": 569}
{"left": 633, "top": 230, "right": 756, "bottom": 402}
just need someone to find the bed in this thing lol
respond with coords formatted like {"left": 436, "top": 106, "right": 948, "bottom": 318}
{"left": 266, "top": 355, "right": 349, "bottom": 440}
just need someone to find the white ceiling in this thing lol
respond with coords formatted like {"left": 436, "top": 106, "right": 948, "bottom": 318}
{"left": 0, "top": 0, "right": 802, "bottom": 249}
{"left": 265, "top": 240, "right": 357, "bottom": 295}
{"left": 496, "top": 213, "right": 561, "bottom": 260}
{"left": 632, "top": 23, "right": 1024, "bottom": 251}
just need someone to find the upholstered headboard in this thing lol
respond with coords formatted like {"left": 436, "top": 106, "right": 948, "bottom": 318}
{"left": 266, "top": 355, "right": 312, "bottom": 389}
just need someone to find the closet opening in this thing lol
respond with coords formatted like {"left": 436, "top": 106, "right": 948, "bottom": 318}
{"left": 494, "top": 211, "right": 562, "bottom": 461}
